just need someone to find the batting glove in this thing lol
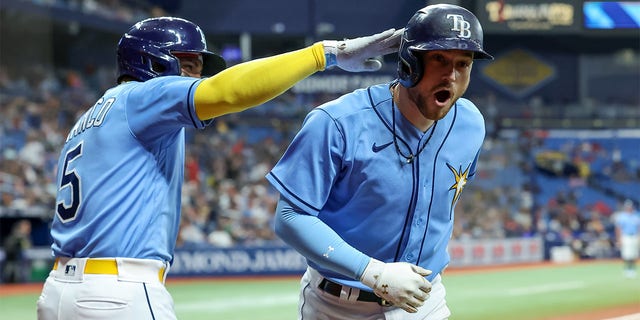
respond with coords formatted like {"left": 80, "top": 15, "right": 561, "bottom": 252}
{"left": 360, "top": 258, "right": 432, "bottom": 313}
{"left": 323, "top": 28, "right": 403, "bottom": 72}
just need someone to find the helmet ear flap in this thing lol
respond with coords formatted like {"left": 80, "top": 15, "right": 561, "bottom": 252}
{"left": 116, "top": 36, "right": 180, "bottom": 83}
{"left": 397, "top": 49, "right": 423, "bottom": 88}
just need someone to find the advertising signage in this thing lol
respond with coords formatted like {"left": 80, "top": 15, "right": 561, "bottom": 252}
{"left": 475, "top": 0, "right": 582, "bottom": 34}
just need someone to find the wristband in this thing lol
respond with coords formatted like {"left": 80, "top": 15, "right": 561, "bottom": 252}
{"left": 323, "top": 40, "right": 339, "bottom": 69}
{"left": 325, "top": 53, "right": 337, "bottom": 69}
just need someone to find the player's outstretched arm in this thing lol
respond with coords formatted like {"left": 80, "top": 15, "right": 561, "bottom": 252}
{"left": 193, "top": 28, "right": 402, "bottom": 120}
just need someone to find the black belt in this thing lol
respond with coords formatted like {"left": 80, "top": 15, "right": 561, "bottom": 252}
{"left": 318, "top": 278, "right": 392, "bottom": 306}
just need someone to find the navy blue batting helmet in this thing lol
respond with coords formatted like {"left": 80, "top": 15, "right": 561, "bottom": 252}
{"left": 117, "top": 17, "right": 226, "bottom": 83}
{"left": 398, "top": 4, "right": 493, "bottom": 88}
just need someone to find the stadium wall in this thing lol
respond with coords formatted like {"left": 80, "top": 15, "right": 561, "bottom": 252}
{"left": 0, "top": 237, "right": 544, "bottom": 281}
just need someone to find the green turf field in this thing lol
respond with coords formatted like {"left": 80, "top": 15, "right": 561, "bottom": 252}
{"left": 1, "top": 261, "right": 638, "bottom": 319}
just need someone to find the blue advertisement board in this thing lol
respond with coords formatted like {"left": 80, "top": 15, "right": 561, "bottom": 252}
{"left": 169, "top": 246, "right": 307, "bottom": 277}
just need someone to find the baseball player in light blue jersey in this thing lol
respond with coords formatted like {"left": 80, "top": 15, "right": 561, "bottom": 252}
{"left": 613, "top": 199, "right": 640, "bottom": 278}
{"left": 36, "top": 16, "right": 402, "bottom": 320}
{"left": 266, "top": 4, "right": 493, "bottom": 319}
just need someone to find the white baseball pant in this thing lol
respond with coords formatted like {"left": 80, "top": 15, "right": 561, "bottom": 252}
{"left": 298, "top": 267, "right": 451, "bottom": 320}
{"left": 37, "top": 257, "right": 174, "bottom": 320}
{"left": 620, "top": 234, "right": 640, "bottom": 260}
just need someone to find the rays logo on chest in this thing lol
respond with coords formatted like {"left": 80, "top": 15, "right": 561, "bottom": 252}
{"left": 446, "top": 163, "right": 471, "bottom": 207}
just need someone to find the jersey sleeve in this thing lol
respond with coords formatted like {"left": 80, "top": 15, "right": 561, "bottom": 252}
{"left": 266, "top": 108, "right": 344, "bottom": 215}
{"left": 124, "top": 77, "right": 207, "bottom": 142}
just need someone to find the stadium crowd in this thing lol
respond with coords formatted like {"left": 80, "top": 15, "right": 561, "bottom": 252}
{"left": 5, "top": 0, "right": 640, "bottom": 260}
{"left": 2, "top": 61, "right": 638, "bottom": 260}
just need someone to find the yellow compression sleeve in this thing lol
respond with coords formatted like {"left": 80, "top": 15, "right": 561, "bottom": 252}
{"left": 194, "top": 42, "right": 326, "bottom": 120}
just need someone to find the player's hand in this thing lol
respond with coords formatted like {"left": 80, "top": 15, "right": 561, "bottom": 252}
{"left": 323, "top": 28, "right": 403, "bottom": 72}
{"left": 360, "top": 258, "right": 432, "bottom": 313}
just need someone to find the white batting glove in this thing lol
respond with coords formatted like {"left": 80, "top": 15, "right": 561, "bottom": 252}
{"left": 323, "top": 28, "right": 403, "bottom": 72}
{"left": 360, "top": 258, "right": 432, "bottom": 313}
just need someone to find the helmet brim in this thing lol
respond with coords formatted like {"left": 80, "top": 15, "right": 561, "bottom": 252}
{"left": 410, "top": 39, "right": 494, "bottom": 60}
{"left": 202, "top": 52, "right": 227, "bottom": 77}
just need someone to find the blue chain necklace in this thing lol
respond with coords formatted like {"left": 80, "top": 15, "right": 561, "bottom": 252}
{"left": 390, "top": 94, "right": 437, "bottom": 164}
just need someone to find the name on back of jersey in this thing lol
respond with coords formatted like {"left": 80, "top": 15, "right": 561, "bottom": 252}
{"left": 66, "top": 97, "right": 115, "bottom": 142}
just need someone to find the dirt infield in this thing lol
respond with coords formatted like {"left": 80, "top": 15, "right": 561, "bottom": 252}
{"left": 0, "top": 282, "right": 43, "bottom": 296}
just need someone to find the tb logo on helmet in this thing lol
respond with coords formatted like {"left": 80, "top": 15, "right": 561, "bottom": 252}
{"left": 446, "top": 14, "right": 472, "bottom": 38}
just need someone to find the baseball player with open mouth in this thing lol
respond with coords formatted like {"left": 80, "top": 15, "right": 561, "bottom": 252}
{"left": 267, "top": 4, "right": 493, "bottom": 319}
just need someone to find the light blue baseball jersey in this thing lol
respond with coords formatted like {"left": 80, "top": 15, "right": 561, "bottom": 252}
{"left": 615, "top": 211, "right": 640, "bottom": 236}
{"left": 51, "top": 76, "right": 206, "bottom": 263}
{"left": 267, "top": 82, "right": 485, "bottom": 289}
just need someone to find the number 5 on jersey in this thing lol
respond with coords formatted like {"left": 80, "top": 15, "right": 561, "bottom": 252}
{"left": 57, "top": 142, "right": 83, "bottom": 222}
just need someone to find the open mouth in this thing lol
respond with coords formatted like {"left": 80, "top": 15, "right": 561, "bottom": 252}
{"left": 434, "top": 90, "right": 451, "bottom": 104}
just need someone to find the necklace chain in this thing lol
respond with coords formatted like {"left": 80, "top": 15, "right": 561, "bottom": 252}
{"left": 391, "top": 93, "right": 437, "bottom": 164}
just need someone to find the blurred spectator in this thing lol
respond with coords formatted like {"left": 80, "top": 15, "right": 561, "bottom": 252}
{"left": 2, "top": 219, "right": 33, "bottom": 283}
{"left": 612, "top": 200, "right": 640, "bottom": 278}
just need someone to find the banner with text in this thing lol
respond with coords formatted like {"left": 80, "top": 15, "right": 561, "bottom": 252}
{"left": 169, "top": 246, "right": 307, "bottom": 277}
{"left": 167, "top": 238, "right": 544, "bottom": 277}
{"left": 475, "top": 0, "right": 581, "bottom": 34}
